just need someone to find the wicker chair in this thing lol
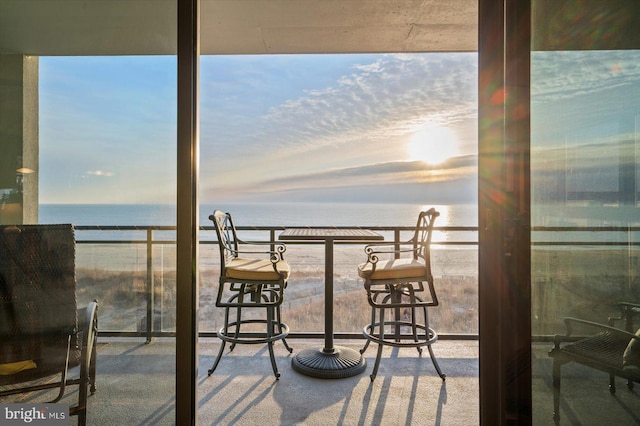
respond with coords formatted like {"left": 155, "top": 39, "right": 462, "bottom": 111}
{"left": 207, "top": 210, "right": 292, "bottom": 379}
{"left": 548, "top": 302, "right": 640, "bottom": 423}
{"left": 0, "top": 224, "right": 98, "bottom": 426}
{"left": 358, "top": 208, "right": 446, "bottom": 382}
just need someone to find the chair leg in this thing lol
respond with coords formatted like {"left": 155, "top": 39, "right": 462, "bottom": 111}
{"left": 404, "top": 287, "right": 418, "bottom": 345}
{"left": 266, "top": 306, "right": 280, "bottom": 379}
{"left": 51, "top": 338, "right": 72, "bottom": 403}
{"left": 411, "top": 306, "right": 419, "bottom": 343}
{"left": 89, "top": 340, "right": 98, "bottom": 394}
{"left": 262, "top": 286, "right": 291, "bottom": 354}
{"left": 370, "top": 343, "right": 384, "bottom": 382}
{"left": 609, "top": 374, "right": 616, "bottom": 394}
{"left": 208, "top": 339, "right": 227, "bottom": 376}
{"left": 552, "top": 359, "right": 561, "bottom": 424}
{"left": 277, "top": 305, "right": 293, "bottom": 353}
{"left": 370, "top": 307, "right": 386, "bottom": 382}
{"left": 77, "top": 409, "right": 87, "bottom": 426}
{"left": 230, "top": 286, "right": 250, "bottom": 352}
{"left": 413, "top": 303, "right": 423, "bottom": 355}
{"left": 281, "top": 339, "right": 293, "bottom": 353}
{"left": 391, "top": 289, "right": 402, "bottom": 342}
{"left": 360, "top": 337, "right": 371, "bottom": 355}
{"left": 360, "top": 306, "right": 376, "bottom": 354}
{"left": 88, "top": 306, "right": 98, "bottom": 394}
{"left": 267, "top": 341, "right": 280, "bottom": 379}
{"left": 427, "top": 344, "right": 446, "bottom": 380}
{"left": 78, "top": 340, "right": 89, "bottom": 426}
{"left": 229, "top": 305, "right": 242, "bottom": 352}
{"left": 209, "top": 305, "right": 233, "bottom": 376}
{"left": 418, "top": 305, "right": 430, "bottom": 355}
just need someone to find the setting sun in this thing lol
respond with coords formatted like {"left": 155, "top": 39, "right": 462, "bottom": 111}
{"left": 407, "top": 126, "right": 459, "bottom": 165}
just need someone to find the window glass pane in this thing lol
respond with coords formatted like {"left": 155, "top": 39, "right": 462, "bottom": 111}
{"left": 531, "top": 31, "right": 640, "bottom": 426}
{"left": 0, "top": 5, "right": 177, "bottom": 424}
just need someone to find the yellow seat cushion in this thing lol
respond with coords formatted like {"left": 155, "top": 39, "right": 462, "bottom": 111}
{"left": 226, "top": 257, "right": 290, "bottom": 281}
{"left": 0, "top": 360, "right": 37, "bottom": 375}
{"left": 358, "top": 258, "right": 427, "bottom": 280}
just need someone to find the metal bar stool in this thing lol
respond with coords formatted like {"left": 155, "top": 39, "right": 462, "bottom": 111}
{"left": 358, "top": 208, "right": 446, "bottom": 382}
{"left": 207, "top": 210, "right": 293, "bottom": 379}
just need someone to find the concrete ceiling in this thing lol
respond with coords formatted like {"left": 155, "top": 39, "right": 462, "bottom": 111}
{"left": 0, "top": 0, "right": 478, "bottom": 56}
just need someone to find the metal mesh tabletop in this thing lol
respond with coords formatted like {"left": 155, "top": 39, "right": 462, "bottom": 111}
{"left": 279, "top": 228, "right": 383, "bottom": 240}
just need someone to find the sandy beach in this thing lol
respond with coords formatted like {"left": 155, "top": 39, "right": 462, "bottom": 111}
{"left": 74, "top": 243, "right": 638, "bottom": 337}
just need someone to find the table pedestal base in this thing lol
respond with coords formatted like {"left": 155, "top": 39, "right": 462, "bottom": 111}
{"left": 291, "top": 346, "right": 366, "bottom": 379}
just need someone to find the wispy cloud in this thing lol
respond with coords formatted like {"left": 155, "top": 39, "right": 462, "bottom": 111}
{"left": 531, "top": 51, "right": 640, "bottom": 149}
{"left": 532, "top": 51, "right": 640, "bottom": 102}
{"left": 85, "top": 170, "right": 113, "bottom": 177}
{"left": 240, "top": 54, "right": 476, "bottom": 155}
{"left": 204, "top": 155, "right": 477, "bottom": 203}
{"left": 200, "top": 53, "right": 478, "bottom": 197}
{"left": 262, "top": 156, "right": 476, "bottom": 185}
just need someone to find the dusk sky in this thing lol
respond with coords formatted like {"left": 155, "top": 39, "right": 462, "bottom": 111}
{"left": 38, "top": 50, "right": 640, "bottom": 205}
{"left": 39, "top": 53, "right": 478, "bottom": 205}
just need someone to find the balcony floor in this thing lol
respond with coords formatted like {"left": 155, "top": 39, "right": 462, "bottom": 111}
{"left": 6, "top": 339, "right": 640, "bottom": 424}
{"left": 63, "top": 339, "right": 478, "bottom": 425}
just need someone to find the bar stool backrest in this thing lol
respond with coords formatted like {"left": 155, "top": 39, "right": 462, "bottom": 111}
{"left": 411, "top": 207, "right": 440, "bottom": 276}
{"left": 210, "top": 210, "right": 240, "bottom": 276}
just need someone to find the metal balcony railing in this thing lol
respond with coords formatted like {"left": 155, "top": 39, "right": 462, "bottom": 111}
{"left": 72, "top": 224, "right": 640, "bottom": 342}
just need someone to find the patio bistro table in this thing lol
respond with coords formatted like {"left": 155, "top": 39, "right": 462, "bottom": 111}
{"left": 279, "top": 228, "right": 384, "bottom": 378}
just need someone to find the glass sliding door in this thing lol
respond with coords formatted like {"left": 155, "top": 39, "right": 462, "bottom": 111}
{"left": 531, "top": 1, "right": 640, "bottom": 424}
{"left": 0, "top": 2, "right": 179, "bottom": 424}
{"left": 41, "top": 56, "right": 178, "bottom": 424}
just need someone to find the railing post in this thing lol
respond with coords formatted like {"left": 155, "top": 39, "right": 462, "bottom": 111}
{"left": 146, "top": 228, "right": 154, "bottom": 343}
{"left": 270, "top": 229, "right": 276, "bottom": 252}
{"left": 629, "top": 224, "right": 633, "bottom": 294}
{"left": 394, "top": 229, "right": 401, "bottom": 259}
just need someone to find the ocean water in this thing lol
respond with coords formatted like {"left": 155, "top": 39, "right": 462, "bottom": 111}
{"left": 39, "top": 201, "right": 478, "bottom": 228}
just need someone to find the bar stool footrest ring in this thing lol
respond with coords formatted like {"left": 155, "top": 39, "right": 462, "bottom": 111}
{"left": 362, "top": 320, "right": 438, "bottom": 348}
{"left": 218, "top": 319, "right": 290, "bottom": 345}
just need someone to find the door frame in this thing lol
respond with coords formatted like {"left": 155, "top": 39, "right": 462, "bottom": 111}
{"left": 478, "top": 0, "right": 532, "bottom": 423}
{"left": 175, "top": 0, "right": 535, "bottom": 423}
